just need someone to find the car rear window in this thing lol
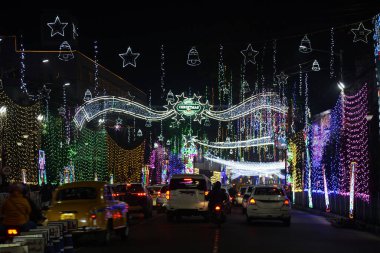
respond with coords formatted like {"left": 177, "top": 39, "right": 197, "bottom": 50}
{"left": 240, "top": 187, "right": 247, "bottom": 194}
{"left": 56, "top": 187, "right": 97, "bottom": 201}
{"left": 170, "top": 178, "right": 206, "bottom": 191}
{"left": 254, "top": 187, "right": 284, "bottom": 196}
{"left": 126, "top": 184, "right": 144, "bottom": 193}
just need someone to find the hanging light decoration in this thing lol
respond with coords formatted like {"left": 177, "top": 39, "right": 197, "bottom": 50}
{"left": 312, "top": 60, "right": 320, "bottom": 71}
{"left": 299, "top": 35, "right": 312, "bottom": 53}
{"left": 58, "top": 106, "right": 65, "bottom": 116}
{"left": 187, "top": 46, "right": 201, "bottom": 66}
{"left": 226, "top": 137, "right": 231, "bottom": 143}
{"left": 137, "top": 129, "right": 143, "bottom": 137}
{"left": 145, "top": 120, "right": 152, "bottom": 127}
{"left": 204, "top": 117, "right": 211, "bottom": 127}
{"left": 166, "top": 90, "right": 175, "bottom": 103}
{"left": 229, "top": 149, "right": 233, "bottom": 154}
{"left": 242, "top": 80, "right": 250, "bottom": 93}
{"left": 166, "top": 139, "right": 171, "bottom": 145}
{"left": 83, "top": 89, "right": 92, "bottom": 102}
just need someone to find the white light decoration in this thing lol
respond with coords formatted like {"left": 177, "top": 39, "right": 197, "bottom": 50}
{"left": 74, "top": 92, "right": 287, "bottom": 129}
{"left": 58, "top": 106, "right": 65, "bottom": 116}
{"left": 166, "top": 90, "right": 175, "bottom": 103}
{"left": 72, "top": 23, "right": 79, "bottom": 39}
{"left": 58, "top": 41, "right": 74, "bottom": 61}
{"left": 349, "top": 162, "right": 356, "bottom": 219}
{"left": 47, "top": 16, "right": 68, "bottom": 37}
{"left": 137, "top": 129, "right": 143, "bottom": 137}
{"left": 196, "top": 136, "right": 274, "bottom": 149}
{"left": 166, "top": 139, "right": 171, "bottom": 145}
{"left": 0, "top": 105, "right": 6, "bottom": 115}
{"left": 299, "top": 35, "right": 312, "bottom": 53}
{"left": 276, "top": 72, "right": 288, "bottom": 86}
{"left": 241, "top": 44, "right": 259, "bottom": 64}
{"left": 119, "top": 47, "right": 140, "bottom": 68}
{"left": 312, "top": 60, "right": 320, "bottom": 71}
{"left": 158, "top": 134, "right": 164, "bottom": 142}
{"left": 351, "top": 22, "right": 372, "bottom": 43}
{"left": 83, "top": 89, "right": 92, "bottom": 101}
{"left": 187, "top": 46, "right": 201, "bottom": 66}
{"left": 37, "top": 114, "right": 44, "bottom": 122}
{"left": 204, "top": 154, "right": 284, "bottom": 178}
{"left": 145, "top": 120, "right": 152, "bottom": 127}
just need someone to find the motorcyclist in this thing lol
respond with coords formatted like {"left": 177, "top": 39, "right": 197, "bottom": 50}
{"left": 206, "top": 181, "right": 228, "bottom": 211}
{"left": 0, "top": 183, "right": 33, "bottom": 231}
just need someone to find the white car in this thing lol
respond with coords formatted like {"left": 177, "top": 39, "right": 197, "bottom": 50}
{"left": 166, "top": 174, "right": 212, "bottom": 221}
{"left": 246, "top": 185, "right": 291, "bottom": 226}
{"left": 241, "top": 185, "right": 255, "bottom": 213}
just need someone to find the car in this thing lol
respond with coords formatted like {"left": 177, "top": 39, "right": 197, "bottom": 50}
{"left": 147, "top": 184, "right": 166, "bottom": 207}
{"left": 246, "top": 185, "right": 291, "bottom": 226}
{"left": 241, "top": 185, "right": 255, "bottom": 213}
{"left": 45, "top": 181, "right": 129, "bottom": 244}
{"left": 155, "top": 185, "right": 169, "bottom": 213}
{"left": 113, "top": 183, "right": 153, "bottom": 218}
{"left": 236, "top": 184, "right": 251, "bottom": 205}
{"left": 166, "top": 174, "right": 212, "bottom": 221}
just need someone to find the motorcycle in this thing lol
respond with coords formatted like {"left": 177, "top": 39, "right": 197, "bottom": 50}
{"left": 211, "top": 203, "right": 226, "bottom": 228}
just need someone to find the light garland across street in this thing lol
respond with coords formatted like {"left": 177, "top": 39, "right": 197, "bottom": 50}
{"left": 195, "top": 136, "right": 274, "bottom": 149}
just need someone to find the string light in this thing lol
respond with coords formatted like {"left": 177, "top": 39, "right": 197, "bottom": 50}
{"left": 196, "top": 136, "right": 274, "bottom": 149}
{"left": 330, "top": 27, "right": 335, "bottom": 79}
{"left": 160, "top": 45, "right": 166, "bottom": 99}
{"left": 94, "top": 40, "right": 99, "bottom": 96}
{"left": 19, "top": 35, "right": 28, "bottom": 95}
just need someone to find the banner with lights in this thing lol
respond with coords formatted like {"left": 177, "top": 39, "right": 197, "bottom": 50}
{"left": 74, "top": 92, "right": 287, "bottom": 129}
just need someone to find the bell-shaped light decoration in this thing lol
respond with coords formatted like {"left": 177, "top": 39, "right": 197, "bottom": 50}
{"left": 204, "top": 117, "right": 211, "bottom": 127}
{"left": 242, "top": 80, "right": 250, "bottom": 93}
{"left": 222, "top": 84, "right": 230, "bottom": 95}
{"left": 58, "top": 41, "right": 75, "bottom": 61}
{"left": 145, "top": 120, "right": 152, "bottom": 127}
{"left": 187, "top": 46, "right": 201, "bottom": 66}
{"left": 137, "top": 129, "right": 143, "bottom": 137}
{"left": 312, "top": 60, "right": 320, "bottom": 71}
{"left": 83, "top": 89, "right": 92, "bottom": 102}
{"left": 166, "top": 139, "right": 171, "bottom": 146}
{"left": 166, "top": 90, "right": 175, "bottom": 103}
{"left": 58, "top": 106, "right": 65, "bottom": 116}
{"left": 226, "top": 137, "right": 231, "bottom": 143}
{"left": 299, "top": 35, "right": 312, "bottom": 53}
{"left": 229, "top": 149, "right": 233, "bottom": 154}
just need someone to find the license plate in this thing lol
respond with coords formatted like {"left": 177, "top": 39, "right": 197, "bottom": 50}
{"left": 61, "top": 213, "right": 75, "bottom": 220}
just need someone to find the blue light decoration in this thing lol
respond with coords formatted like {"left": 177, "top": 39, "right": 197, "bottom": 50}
{"left": 373, "top": 14, "right": 380, "bottom": 135}
{"left": 38, "top": 150, "right": 47, "bottom": 185}
{"left": 168, "top": 154, "right": 185, "bottom": 176}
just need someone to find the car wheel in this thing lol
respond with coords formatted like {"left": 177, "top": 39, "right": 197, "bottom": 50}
{"left": 283, "top": 218, "right": 291, "bottom": 227}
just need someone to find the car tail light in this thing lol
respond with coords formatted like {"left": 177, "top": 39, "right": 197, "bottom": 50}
{"left": 204, "top": 191, "right": 209, "bottom": 196}
{"left": 157, "top": 191, "right": 161, "bottom": 195}
{"left": 7, "top": 229, "right": 19, "bottom": 236}
{"left": 90, "top": 214, "right": 96, "bottom": 219}
{"left": 249, "top": 198, "right": 256, "bottom": 205}
{"left": 284, "top": 199, "right": 290, "bottom": 206}
{"left": 137, "top": 192, "right": 147, "bottom": 197}
{"left": 166, "top": 191, "right": 170, "bottom": 200}
{"left": 215, "top": 205, "right": 221, "bottom": 211}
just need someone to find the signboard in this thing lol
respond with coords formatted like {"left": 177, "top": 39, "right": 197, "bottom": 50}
{"left": 175, "top": 98, "right": 203, "bottom": 116}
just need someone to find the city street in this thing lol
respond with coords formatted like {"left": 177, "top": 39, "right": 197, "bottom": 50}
{"left": 76, "top": 208, "right": 380, "bottom": 253}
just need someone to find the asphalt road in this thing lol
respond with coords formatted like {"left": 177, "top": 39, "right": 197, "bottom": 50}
{"left": 76, "top": 208, "right": 380, "bottom": 253}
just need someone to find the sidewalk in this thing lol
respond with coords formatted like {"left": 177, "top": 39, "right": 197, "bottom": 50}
{"left": 293, "top": 205, "right": 380, "bottom": 235}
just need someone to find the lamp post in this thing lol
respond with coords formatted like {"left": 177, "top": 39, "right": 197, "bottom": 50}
{"left": 0, "top": 106, "right": 7, "bottom": 182}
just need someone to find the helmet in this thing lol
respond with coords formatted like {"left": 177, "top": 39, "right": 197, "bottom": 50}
{"left": 214, "top": 181, "right": 221, "bottom": 190}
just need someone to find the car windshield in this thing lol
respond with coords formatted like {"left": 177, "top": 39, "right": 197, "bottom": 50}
{"left": 126, "top": 184, "right": 144, "bottom": 193}
{"left": 170, "top": 178, "right": 206, "bottom": 190}
{"left": 56, "top": 187, "right": 97, "bottom": 201}
{"left": 254, "top": 187, "right": 284, "bottom": 196}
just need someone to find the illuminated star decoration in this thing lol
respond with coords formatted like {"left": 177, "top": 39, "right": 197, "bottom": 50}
{"left": 47, "top": 16, "right": 68, "bottom": 37}
{"left": 114, "top": 117, "right": 122, "bottom": 131}
{"left": 158, "top": 134, "right": 164, "bottom": 142}
{"left": 351, "top": 22, "right": 372, "bottom": 43}
{"left": 276, "top": 71, "right": 289, "bottom": 86}
{"left": 38, "top": 85, "right": 51, "bottom": 100}
{"left": 119, "top": 47, "right": 140, "bottom": 67}
{"left": 240, "top": 44, "right": 259, "bottom": 64}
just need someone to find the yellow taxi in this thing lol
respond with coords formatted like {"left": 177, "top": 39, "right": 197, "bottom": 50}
{"left": 45, "top": 181, "right": 129, "bottom": 243}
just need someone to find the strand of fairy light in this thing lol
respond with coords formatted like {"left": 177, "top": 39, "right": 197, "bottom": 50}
{"left": 19, "top": 35, "right": 28, "bottom": 95}
{"left": 273, "top": 40, "right": 277, "bottom": 89}
{"left": 330, "top": 27, "right": 335, "bottom": 79}
{"left": 94, "top": 41, "right": 99, "bottom": 96}
{"left": 160, "top": 45, "right": 166, "bottom": 99}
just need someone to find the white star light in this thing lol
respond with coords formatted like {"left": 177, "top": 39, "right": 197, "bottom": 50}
{"left": 47, "top": 16, "right": 68, "bottom": 37}
{"left": 119, "top": 47, "right": 140, "bottom": 67}
{"left": 241, "top": 44, "right": 259, "bottom": 64}
{"left": 351, "top": 22, "right": 372, "bottom": 43}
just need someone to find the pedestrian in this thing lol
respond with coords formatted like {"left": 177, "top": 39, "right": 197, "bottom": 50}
{"left": 0, "top": 183, "right": 34, "bottom": 231}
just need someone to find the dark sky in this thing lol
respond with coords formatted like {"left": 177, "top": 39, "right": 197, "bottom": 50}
{"left": 1, "top": 2, "right": 380, "bottom": 114}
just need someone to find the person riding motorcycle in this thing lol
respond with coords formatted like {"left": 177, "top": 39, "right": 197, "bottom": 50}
{"left": 1, "top": 183, "right": 33, "bottom": 232}
{"left": 206, "top": 181, "right": 228, "bottom": 211}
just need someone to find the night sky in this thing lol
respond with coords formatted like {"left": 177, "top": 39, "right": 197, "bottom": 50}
{"left": 1, "top": 2, "right": 380, "bottom": 114}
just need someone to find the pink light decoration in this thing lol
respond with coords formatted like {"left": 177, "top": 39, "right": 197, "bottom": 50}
{"left": 343, "top": 85, "right": 370, "bottom": 202}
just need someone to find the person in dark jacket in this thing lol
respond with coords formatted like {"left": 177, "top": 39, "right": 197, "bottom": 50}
{"left": 206, "top": 181, "right": 228, "bottom": 211}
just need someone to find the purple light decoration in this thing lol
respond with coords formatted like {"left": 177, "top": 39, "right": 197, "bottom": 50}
{"left": 343, "top": 85, "right": 369, "bottom": 202}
